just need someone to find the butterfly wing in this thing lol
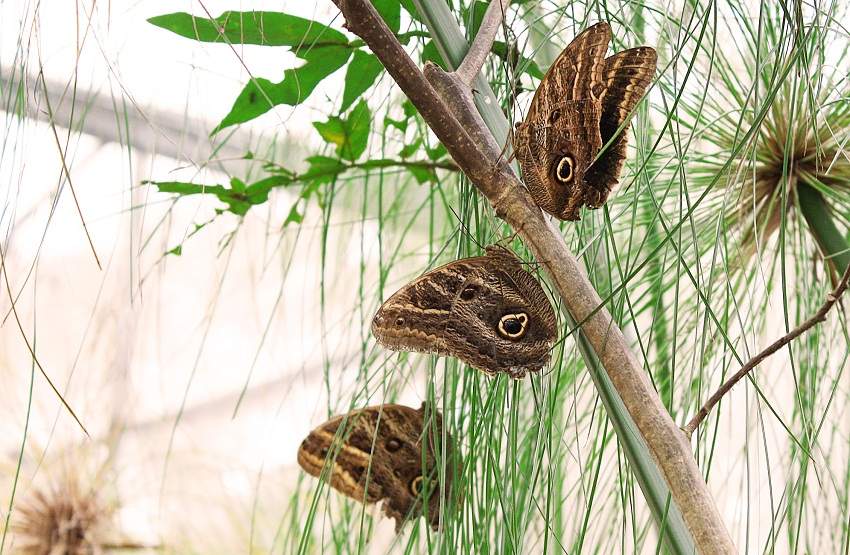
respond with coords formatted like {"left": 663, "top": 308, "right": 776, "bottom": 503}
{"left": 514, "top": 22, "right": 611, "bottom": 220}
{"left": 444, "top": 247, "right": 557, "bottom": 377}
{"left": 373, "top": 249, "right": 557, "bottom": 378}
{"left": 297, "top": 404, "right": 456, "bottom": 531}
{"left": 297, "top": 408, "right": 386, "bottom": 503}
{"left": 525, "top": 22, "right": 611, "bottom": 121}
{"left": 584, "top": 47, "right": 657, "bottom": 207}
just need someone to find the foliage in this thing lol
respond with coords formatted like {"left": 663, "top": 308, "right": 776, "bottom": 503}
{"left": 141, "top": 1, "right": 850, "bottom": 553}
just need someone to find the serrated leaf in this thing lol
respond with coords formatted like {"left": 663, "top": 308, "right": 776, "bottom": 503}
{"left": 214, "top": 46, "right": 351, "bottom": 132}
{"left": 147, "top": 11, "right": 348, "bottom": 47}
{"left": 341, "top": 50, "right": 384, "bottom": 112}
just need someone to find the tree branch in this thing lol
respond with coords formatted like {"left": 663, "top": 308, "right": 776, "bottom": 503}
{"left": 682, "top": 261, "right": 850, "bottom": 439}
{"left": 332, "top": 0, "right": 735, "bottom": 551}
{"left": 455, "top": 0, "right": 509, "bottom": 86}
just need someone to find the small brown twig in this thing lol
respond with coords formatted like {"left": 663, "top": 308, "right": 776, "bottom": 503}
{"left": 682, "top": 261, "right": 850, "bottom": 439}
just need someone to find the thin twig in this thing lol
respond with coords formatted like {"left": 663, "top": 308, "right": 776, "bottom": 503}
{"left": 455, "top": 0, "right": 509, "bottom": 86}
{"left": 682, "top": 261, "right": 850, "bottom": 439}
{"left": 332, "top": 0, "right": 735, "bottom": 551}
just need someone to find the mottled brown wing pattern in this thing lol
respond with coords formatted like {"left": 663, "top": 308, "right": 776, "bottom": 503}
{"left": 372, "top": 246, "right": 557, "bottom": 378}
{"left": 514, "top": 22, "right": 656, "bottom": 220}
{"left": 297, "top": 403, "right": 457, "bottom": 531}
{"left": 513, "top": 22, "right": 611, "bottom": 220}
{"left": 524, "top": 22, "right": 611, "bottom": 121}
{"left": 584, "top": 47, "right": 657, "bottom": 207}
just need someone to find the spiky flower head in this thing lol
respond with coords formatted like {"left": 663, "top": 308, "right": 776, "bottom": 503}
{"left": 661, "top": 4, "right": 850, "bottom": 274}
{"left": 12, "top": 478, "right": 111, "bottom": 555}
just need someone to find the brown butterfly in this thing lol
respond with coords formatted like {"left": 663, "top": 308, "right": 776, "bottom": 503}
{"left": 372, "top": 246, "right": 557, "bottom": 378}
{"left": 512, "top": 22, "right": 657, "bottom": 220}
{"left": 297, "top": 403, "right": 458, "bottom": 531}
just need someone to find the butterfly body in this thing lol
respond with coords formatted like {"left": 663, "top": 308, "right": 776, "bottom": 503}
{"left": 372, "top": 246, "right": 557, "bottom": 378}
{"left": 513, "top": 22, "right": 657, "bottom": 220}
{"left": 297, "top": 403, "right": 456, "bottom": 531}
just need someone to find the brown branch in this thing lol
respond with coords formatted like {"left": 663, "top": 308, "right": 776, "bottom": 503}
{"left": 682, "top": 261, "right": 850, "bottom": 439}
{"left": 455, "top": 0, "right": 509, "bottom": 86}
{"left": 333, "top": 0, "right": 735, "bottom": 551}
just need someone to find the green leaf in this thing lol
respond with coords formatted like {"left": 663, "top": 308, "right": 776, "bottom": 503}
{"left": 229, "top": 177, "right": 246, "bottom": 193}
{"left": 313, "top": 100, "right": 371, "bottom": 161}
{"left": 284, "top": 203, "right": 304, "bottom": 226}
{"left": 147, "top": 11, "right": 347, "bottom": 47}
{"left": 398, "top": 138, "right": 421, "bottom": 159}
{"left": 406, "top": 165, "right": 437, "bottom": 184}
{"left": 314, "top": 120, "right": 347, "bottom": 149}
{"left": 303, "top": 155, "right": 347, "bottom": 185}
{"left": 341, "top": 50, "right": 384, "bottom": 112}
{"left": 421, "top": 41, "right": 447, "bottom": 69}
{"left": 384, "top": 116, "right": 408, "bottom": 132}
{"left": 462, "top": 1, "right": 488, "bottom": 36}
{"left": 152, "top": 180, "right": 229, "bottom": 196}
{"left": 402, "top": 99, "right": 417, "bottom": 118}
{"left": 492, "top": 41, "right": 544, "bottom": 78}
{"left": 150, "top": 175, "right": 290, "bottom": 216}
{"left": 214, "top": 46, "right": 351, "bottom": 132}
{"left": 167, "top": 245, "right": 183, "bottom": 256}
{"left": 399, "top": 0, "right": 422, "bottom": 22}
{"left": 425, "top": 142, "right": 448, "bottom": 161}
{"left": 373, "top": 0, "right": 401, "bottom": 32}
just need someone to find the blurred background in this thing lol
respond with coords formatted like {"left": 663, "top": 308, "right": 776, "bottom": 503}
{"left": 1, "top": 0, "right": 849, "bottom": 553}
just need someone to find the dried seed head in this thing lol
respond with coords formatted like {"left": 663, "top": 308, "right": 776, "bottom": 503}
{"left": 12, "top": 477, "right": 111, "bottom": 555}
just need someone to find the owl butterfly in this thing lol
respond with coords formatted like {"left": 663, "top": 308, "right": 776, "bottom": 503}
{"left": 513, "top": 22, "right": 657, "bottom": 220}
{"left": 372, "top": 246, "right": 557, "bottom": 378}
{"left": 297, "top": 403, "right": 457, "bottom": 531}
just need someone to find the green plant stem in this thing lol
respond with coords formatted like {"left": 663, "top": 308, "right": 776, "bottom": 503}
{"left": 411, "top": 0, "right": 510, "bottom": 150}
{"left": 798, "top": 181, "right": 850, "bottom": 275}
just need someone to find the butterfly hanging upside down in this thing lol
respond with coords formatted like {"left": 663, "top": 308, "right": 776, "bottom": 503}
{"left": 372, "top": 246, "right": 557, "bottom": 378}
{"left": 513, "top": 22, "right": 657, "bottom": 221}
{"left": 297, "top": 403, "right": 458, "bottom": 531}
